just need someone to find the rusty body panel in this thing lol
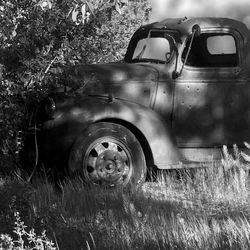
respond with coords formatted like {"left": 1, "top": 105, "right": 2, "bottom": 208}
{"left": 67, "top": 63, "right": 159, "bottom": 107}
{"left": 39, "top": 96, "right": 180, "bottom": 169}
{"left": 22, "top": 17, "right": 250, "bottom": 172}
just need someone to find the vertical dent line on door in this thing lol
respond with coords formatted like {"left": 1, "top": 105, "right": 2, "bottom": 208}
{"left": 149, "top": 69, "right": 160, "bottom": 109}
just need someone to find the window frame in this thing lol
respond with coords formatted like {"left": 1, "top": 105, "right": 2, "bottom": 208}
{"left": 124, "top": 28, "right": 180, "bottom": 64}
{"left": 180, "top": 28, "right": 242, "bottom": 71}
{"left": 131, "top": 31, "right": 174, "bottom": 63}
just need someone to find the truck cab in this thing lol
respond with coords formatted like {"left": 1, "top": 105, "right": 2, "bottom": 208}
{"left": 124, "top": 17, "right": 250, "bottom": 163}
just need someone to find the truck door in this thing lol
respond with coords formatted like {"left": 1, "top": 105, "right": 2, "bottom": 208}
{"left": 173, "top": 29, "right": 250, "bottom": 151}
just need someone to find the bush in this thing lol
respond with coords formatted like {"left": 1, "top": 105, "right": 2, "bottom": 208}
{"left": 0, "top": 0, "right": 150, "bottom": 170}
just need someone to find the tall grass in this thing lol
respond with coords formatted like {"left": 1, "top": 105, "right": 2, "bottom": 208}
{"left": 1, "top": 146, "right": 250, "bottom": 249}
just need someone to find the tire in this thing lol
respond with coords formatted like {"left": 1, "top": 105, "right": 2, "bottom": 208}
{"left": 68, "top": 122, "right": 146, "bottom": 188}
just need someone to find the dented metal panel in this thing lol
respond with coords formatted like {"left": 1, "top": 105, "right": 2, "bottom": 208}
{"left": 39, "top": 96, "right": 181, "bottom": 168}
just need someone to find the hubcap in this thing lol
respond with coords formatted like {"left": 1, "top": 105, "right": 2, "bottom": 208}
{"left": 83, "top": 138, "right": 132, "bottom": 186}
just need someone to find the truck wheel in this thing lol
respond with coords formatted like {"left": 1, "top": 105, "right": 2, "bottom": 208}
{"left": 68, "top": 122, "right": 146, "bottom": 188}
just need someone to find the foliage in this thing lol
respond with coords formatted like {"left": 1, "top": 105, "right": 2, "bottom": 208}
{"left": 0, "top": 0, "right": 150, "bottom": 167}
{"left": 0, "top": 212, "right": 57, "bottom": 250}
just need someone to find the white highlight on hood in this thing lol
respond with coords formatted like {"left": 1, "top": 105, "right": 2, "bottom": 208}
{"left": 149, "top": 0, "right": 250, "bottom": 28}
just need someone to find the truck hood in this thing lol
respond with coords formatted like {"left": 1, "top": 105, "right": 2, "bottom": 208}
{"left": 63, "top": 63, "right": 160, "bottom": 106}
{"left": 65, "top": 62, "right": 159, "bottom": 89}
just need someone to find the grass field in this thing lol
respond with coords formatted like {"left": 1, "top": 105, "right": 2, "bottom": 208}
{"left": 1, "top": 146, "right": 250, "bottom": 250}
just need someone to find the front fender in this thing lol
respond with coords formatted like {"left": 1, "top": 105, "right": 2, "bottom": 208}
{"left": 41, "top": 96, "right": 181, "bottom": 168}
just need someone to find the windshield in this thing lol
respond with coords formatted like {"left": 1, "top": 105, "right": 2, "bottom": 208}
{"left": 125, "top": 29, "right": 178, "bottom": 63}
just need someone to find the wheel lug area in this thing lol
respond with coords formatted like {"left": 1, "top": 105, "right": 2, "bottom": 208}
{"left": 85, "top": 141, "right": 131, "bottom": 186}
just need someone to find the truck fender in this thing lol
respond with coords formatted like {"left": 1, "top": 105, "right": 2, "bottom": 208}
{"left": 66, "top": 96, "right": 181, "bottom": 169}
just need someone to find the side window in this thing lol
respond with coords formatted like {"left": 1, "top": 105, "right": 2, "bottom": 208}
{"left": 182, "top": 33, "right": 239, "bottom": 67}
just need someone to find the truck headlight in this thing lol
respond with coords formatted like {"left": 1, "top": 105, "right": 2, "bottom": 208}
{"left": 44, "top": 97, "right": 56, "bottom": 118}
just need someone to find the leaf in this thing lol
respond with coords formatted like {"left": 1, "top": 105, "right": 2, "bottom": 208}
{"left": 72, "top": 7, "right": 78, "bottom": 22}
{"left": 120, "top": 0, "right": 128, "bottom": 4}
{"left": 114, "top": 0, "right": 128, "bottom": 14}
{"left": 72, "top": 5, "right": 80, "bottom": 25}
{"left": 85, "top": 1, "right": 94, "bottom": 16}
{"left": 115, "top": 2, "right": 121, "bottom": 14}
{"left": 81, "top": 4, "right": 86, "bottom": 24}
{"left": 47, "top": 0, "right": 52, "bottom": 9}
{"left": 241, "top": 152, "right": 250, "bottom": 162}
{"left": 37, "top": 0, "right": 52, "bottom": 10}
{"left": 12, "top": 30, "right": 17, "bottom": 38}
{"left": 244, "top": 142, "right": 250, "bottom": 149}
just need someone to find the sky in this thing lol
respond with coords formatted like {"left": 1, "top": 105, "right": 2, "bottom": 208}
{"left": 149, "top": 0, "right": 250, "bottom": 28}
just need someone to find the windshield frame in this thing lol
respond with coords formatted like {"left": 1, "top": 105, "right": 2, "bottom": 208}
{"left": 124, "top": 28, "right": 180, "bottom": 64}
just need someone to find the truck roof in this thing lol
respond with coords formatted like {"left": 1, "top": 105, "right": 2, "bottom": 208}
{"left": 140, "top": 17, "right": 249, "bottom": 37}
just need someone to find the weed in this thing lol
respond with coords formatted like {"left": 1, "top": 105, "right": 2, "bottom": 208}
{"left": 0, "top": 212, "right": 57, "bottom": 250}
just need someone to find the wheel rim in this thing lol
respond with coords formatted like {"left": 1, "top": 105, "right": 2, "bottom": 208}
{"left": 83, "top": 137, "right": 132, "bottom": 187}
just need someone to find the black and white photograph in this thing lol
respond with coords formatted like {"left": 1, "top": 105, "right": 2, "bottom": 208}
{"left": 1, "top": 0, "right": 250, "bottom": 249}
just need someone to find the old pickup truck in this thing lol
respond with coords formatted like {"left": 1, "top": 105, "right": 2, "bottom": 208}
{"left": 21, "top": 17, "right": 250, "bottom": 187}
